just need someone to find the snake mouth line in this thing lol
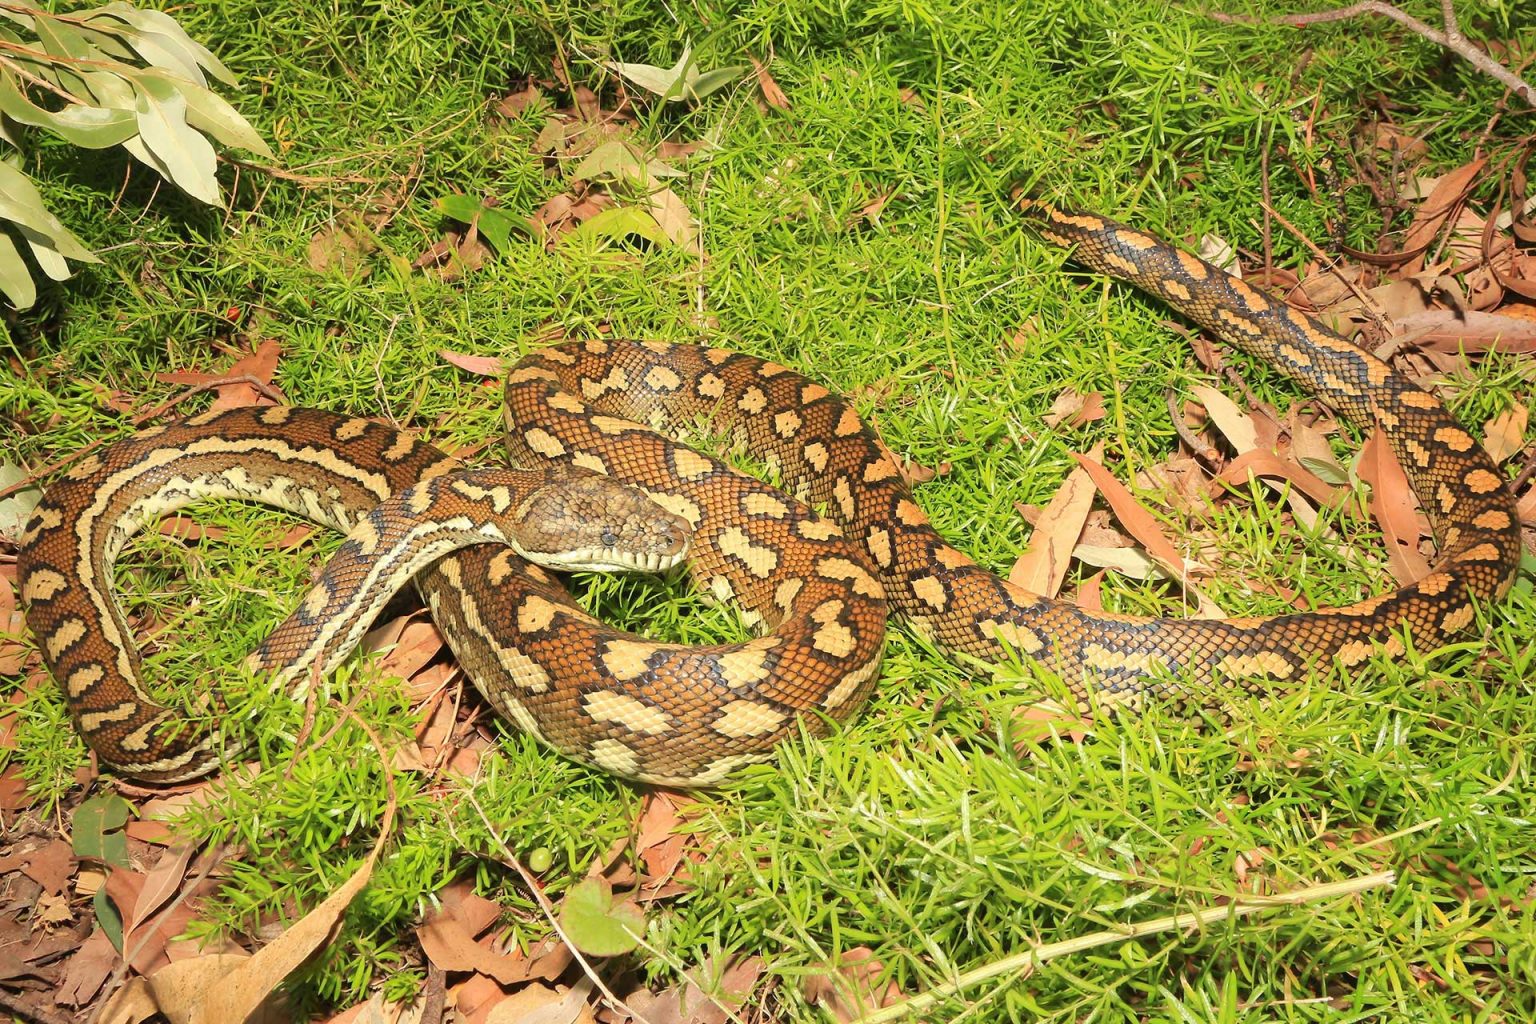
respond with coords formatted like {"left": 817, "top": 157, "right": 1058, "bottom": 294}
{"left": 537, "top": 546, "right": 688, "bottom": 574}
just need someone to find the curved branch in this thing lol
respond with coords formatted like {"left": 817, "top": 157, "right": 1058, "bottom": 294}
{"left": 1210, "top": 1, "right": 1534, "bottom": 108}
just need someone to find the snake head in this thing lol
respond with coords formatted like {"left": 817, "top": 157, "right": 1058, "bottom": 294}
{"left": 512, "top": 470, "right": 690, "bottom": 574}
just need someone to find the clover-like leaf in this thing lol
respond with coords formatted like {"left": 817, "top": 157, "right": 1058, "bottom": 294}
{"left": 558, "top": 878, "right": 645, "bottom": 957}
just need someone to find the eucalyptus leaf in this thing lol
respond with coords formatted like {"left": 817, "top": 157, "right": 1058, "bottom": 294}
{"left": 434, "top": 195, "right": 531, "bottom": 253}
{"left": 81, "top": 70, "right": 137, "bottom": 111}
{"left": 566, "top": 205, "right": 672, "bottom": 249}
{"left": 93, "top": 887, "right": 125, "bottom": 953}
{"left": 0, "top": 161, "right": 99, "bottom": 259}
{"left": 73, "top": 793, "right": 134, "bottom": 867}
{"left": 140, "top": 69, "right": 271, "bottom": 157}
{"left": 132, "top": 77, "right": 221, "bottom": 205}
{"left": 20, "top": 224, "right": 73, "bottom": 281}
{"left": 91, "top": 4, "right": 237, "bottom": 85}
{"left": 0, "top": 70, "right": 136, "bottom": 148}
{"left": 122, "top": 26, "right": 206, "bottom": 85}
{"left": 0, "top": 462, "right": 43, "bottom": 537}
{"left": 608, "top": 45, "right": 746, "bottom": 103}
{"left": 0, "top": 230, "right": 42, "bottom": 310}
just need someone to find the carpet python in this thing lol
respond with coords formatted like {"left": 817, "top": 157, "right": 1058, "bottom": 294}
{"left": 17, "top": 205, "right": 1522, "bottom": 785}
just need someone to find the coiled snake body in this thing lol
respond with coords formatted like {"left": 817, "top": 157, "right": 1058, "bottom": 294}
{"left": 17, "top": 207, "right": 1522, "bottom": 785}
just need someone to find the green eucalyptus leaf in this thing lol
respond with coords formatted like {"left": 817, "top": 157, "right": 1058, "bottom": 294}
{"left": 81, "top": 70, "right": 136, "bottom": 111}
{"left": 684, "top": 65, "right": 745, "bottom": 101}
{"left": 131, "top": 77, "right": 220, "bottom": 205}
{"left": 0, "top": 227, "right": 37, "bottom": 308}
{"left": 565, "top": 205, "right": 672, "bottom": 249}
{"left": 434, "top": 195, "right": 530, "bottom": 253}
{"left": 0, "top": 161, "right": 98, "bottom": 259}
{"left": 139, "top": 69, "right": 271, "bottom": 158}
{"left": 607, "top": 45, "right": 745, "bottom": 103}
{"left": 91, "top": 4, "right": 236, "bottom": 85}
{"left": 0, "top": 70, "right": 136, "bottom": 148}
{"left": 20, "top": 225, "right": 72, "bottom": 281}
{"left": 93, "top": 887, "right": 125, "bottom": 953}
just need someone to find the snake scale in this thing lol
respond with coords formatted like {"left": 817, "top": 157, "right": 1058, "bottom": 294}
{"left": 16, "top": 205, "right": 1523, "bottom": 785}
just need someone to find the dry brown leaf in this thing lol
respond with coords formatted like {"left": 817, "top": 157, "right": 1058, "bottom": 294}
{"left": 1069, "top": 454, "right": 1191, "bottom": 577}
{"left": 1042, "top": 389, "right": 1106, "bottom": 429}
{"left": 126, "top": 843, "right": 197, "bottom": 947}
{"left": 1010, "top": 442, "right": 1102, "bottom": 598}
{"left": 439, "top": 350, "right": 506, "bottom": 377}
{"left": 485, "top": 981, "right": 596, "bottom": 1024}
{"left": 57, "top": 928, "right": 119, "bottom": 1007}
{"left": 418, "top": 886, "right": 570, "bottom": 986}
{"left": 749, "top": 57, "right": 790, "bottom": 110}
{"left": 1217, "top": 450, "right": 1345, "bottom": 510}
{"left": 846, "top": 189, "right": 894, "bottom": 229}
{"left": 21, "top": 839, "right": 73, "bottom": 895}
{"left": 375, "top": 619, "right": 446, "bottom": 682}
{"left": 100, "top": 771, "right": 396, "bottom": 1023}
{"left": 307, "top": 218, "right": 377, "bottom": 278}
{"left": 157, "top": 340, "right": 285, "bottom": 412}
{"left": 1482, "top": 404, "right": 1528, "bottom": 465}
{"left": 1517, "top": 486, "right": 1536, "bottom": 526}
{"left": 803, "top": 947, "right": 904, "bottom": 1022}
{"left": 645, "top": 187, "right": 702, "bottom": 254}
{"left": 1400, "top": 158, "right": 1486, "bottom": 272}
{"left": 1358, "top": 429, "right": 1431, "bottom": 584}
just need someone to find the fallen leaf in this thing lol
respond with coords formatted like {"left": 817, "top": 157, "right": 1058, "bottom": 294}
{"left": 749, "top": 57, "right": 790, "bottom": 110}
{"left": 1010, "top": 443, "right": 1102, "bottom": 597}
{"left": 1399, "top": 158, "right": 1486, "bottom": 272}
{"left": 485, "top": 980, "right": 596, "bottom": 1024}
{"left": 1358, "top": 428, "right": 1431, "bottom": 584}
{"left": 99, "top": 765, "right": 397, "bottom": 1023}
{"left": 1042, "top": 389, "right": 1105, "bottom": 429}
{"left": 803, "top": 947, "right": 903, "bottom": 1022}
{"left": 156, "top": 340, "right": 285, "bottom": 412}
{"left": 57, "top": 927, "right": 119, "bottom": 1007}
{"left": 1482, "top": 404, "right": 1528, "bottom": 465}
{"left": 307, "top": 217, "right": 377, "bottom": 278}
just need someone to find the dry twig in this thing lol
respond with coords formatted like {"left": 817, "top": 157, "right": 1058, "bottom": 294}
{"left": 1211, "top": 1, "right": 1535, "bottom": 108}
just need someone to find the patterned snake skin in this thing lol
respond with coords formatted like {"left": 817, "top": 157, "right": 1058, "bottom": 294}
{"left": 16, "top": 205, "right": 1522, "bottom": 784}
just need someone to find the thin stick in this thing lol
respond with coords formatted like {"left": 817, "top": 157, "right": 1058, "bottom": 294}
{"left": 463, "top": 792, "right": 653, "bottom": 1024}
{"left": 852, "top": 870, "right": 1396, "bottom": 1023}
{"left": 1210, "top": 2, "right": 1533, "bottom": 108}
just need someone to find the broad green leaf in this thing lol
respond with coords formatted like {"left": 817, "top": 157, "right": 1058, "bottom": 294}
{"left": 0, "top": 230, "right": 36, "bottom": 308}
{"left": 608, "top": 45, "right": 745, "bottom": 103}
{"left": 132, "top": 77, "right": 220, "bottom": 205}
{"left": 434, "top": 195, "right": 530, "bottom": 253}
{"left": 566, "top": 205, "right": 672, "bottom": 249}
{"left": 93, "top": 887, "right": 125, "bottom": 953}
{"left": 0, "top": 462, "right": 42, "bottom": 535}
{"left": 81, "top": 70, "right": 137, "bottom": 111}
{"left": 122, "top": 26, "right": 207, "bottom": 86}
{"left": 139, "top": 70, "right": 272, "bottom": 158}
{"left": 558, "top": 879, "right": 645, "bottom": 957}
{"left": 28, "top": 15, "right": 96, "bottom": 98}
{"left": 0, "top": 161, "right": 98, "bottom": 260}
{"left": 73, "top": 794, "right": 134, "bottom": 867}
{"left": 96, "top": 3, "right": 237, "bottom": 85}
{"left": 20, "top": 224, "right": 72, "bottom": 281}
{"left": 0, "top": 70, "right": 136, "bottom": 148}
{"left": 0, "top": 6, "right": 34, "bottom": 31}
{"left": 572, "top": 139, "right": 683, "bottom": 187}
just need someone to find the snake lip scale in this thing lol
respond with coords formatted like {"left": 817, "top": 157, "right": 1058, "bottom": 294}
{"left": 16, "top": 205, "right": 1522, "bottom": 786}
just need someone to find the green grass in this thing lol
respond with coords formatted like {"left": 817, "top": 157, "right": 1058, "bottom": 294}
{"left": 2, "top": 0, "right": 1534, "bottom": 1019}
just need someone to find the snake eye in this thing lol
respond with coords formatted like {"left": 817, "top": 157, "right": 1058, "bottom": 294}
{"left": 601, "top": 529, "right": 619, "bottom": 547}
